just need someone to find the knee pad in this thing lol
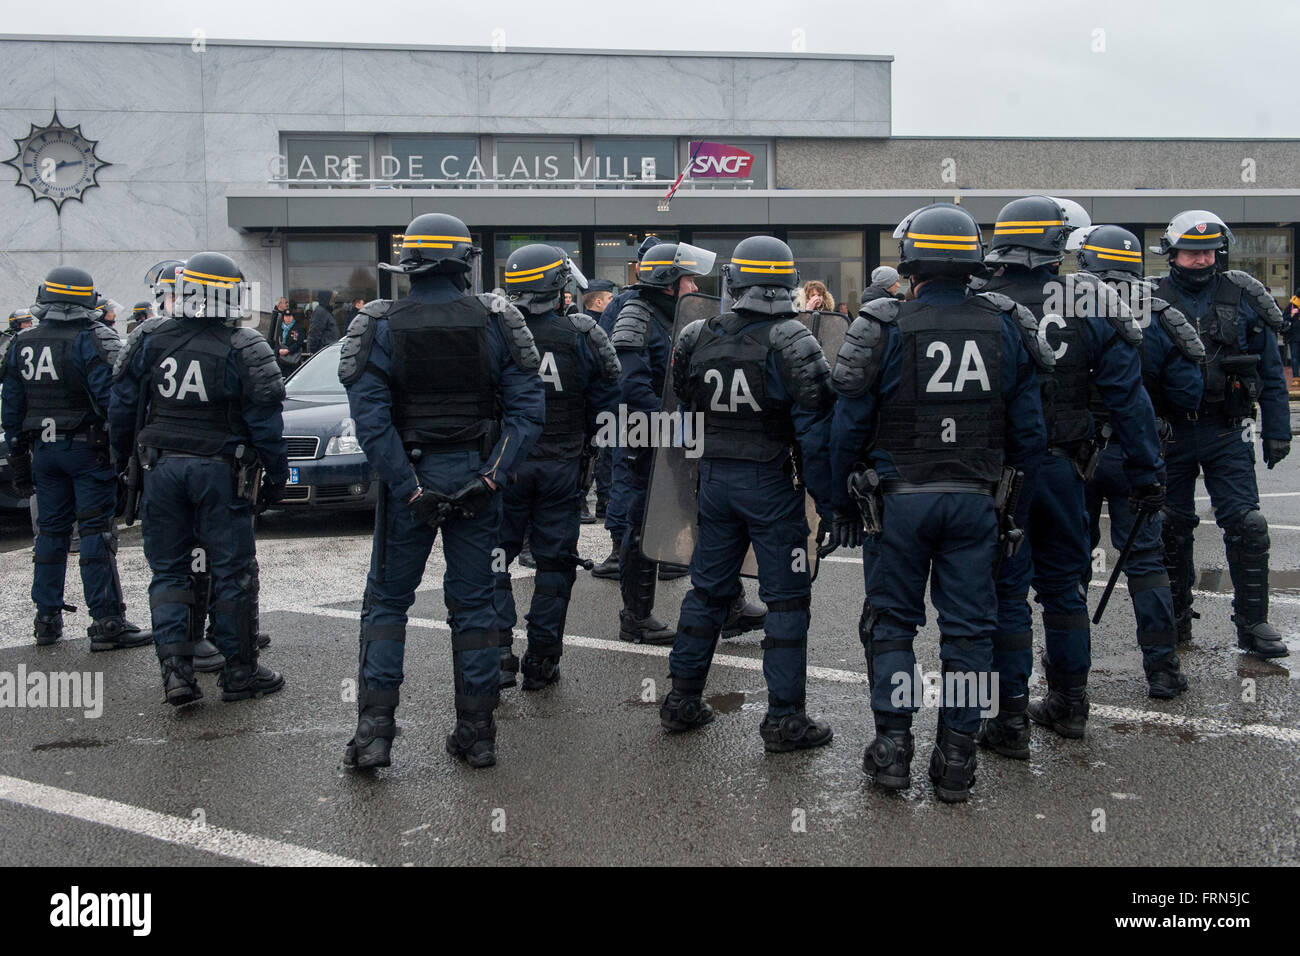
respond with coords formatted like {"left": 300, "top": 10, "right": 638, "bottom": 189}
{"left": 33, "top": 533, "right": 71, "bottom": 564}
{"left": 533, "top": 553, "right": 577, "bottom": 601}
{"left": 358, "top": 622, "right": 405, "bottom": 707}
{"left": 1225, "top": 510, "right": 1269, "bottom": 553}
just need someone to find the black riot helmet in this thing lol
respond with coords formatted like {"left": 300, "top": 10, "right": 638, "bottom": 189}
{"left": 36, "top": 265, "right": 97, "bottom": 306}
{"left": 131, "top": 301, "right": 153, "bottom": 321}
{"left": 986, "top": 195, "right": 1090, "bottom": 268}
{"left": 1149, "top": 209, "right": 1234, "bottom": 255}
{"left": 1067, "top": 224, "right": 1145, "bottom": 278}
{"left": 9, "top": 307, "right": 33, "bottom": 331}
{"left": 174, "top": 252, "right": 248, "bottom": 321}
{"left": 383, "top": 213, "right": 480, "bottom": 278}
{"left": 894, "top": 203, "right": 986, "bottom": 278}
{"left": 504, "top": 244, "right": 588, "bottom": 315}
{"left": 722, "top": 235, "right": 799, "bottom": 291}
{"left": 636, "top": 242, "right": 717, "bottom": 289}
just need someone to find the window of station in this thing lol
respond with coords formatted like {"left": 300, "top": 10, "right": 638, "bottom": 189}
{"left": 286, "top": 236, "right": 379, "bottom": 331}
{"left": 595, "top": 231, "right": 679, "bottom": 288}
{"left": 590, "top": 139, "right": 676, "bottom": 187}
{"left": 493, "top": 234, "right": 582, "bottom": 292}
{"left": 789, "top": 231, "right": 863, "bottom": 312}
{"left": 283, "top": 135, "right": 371, "bottom": 183}
{"left": 494, "top": 138, "right": 579, "bottom": 186}
{"left": 382, "top": 135, "right": 480, "bottom": 184}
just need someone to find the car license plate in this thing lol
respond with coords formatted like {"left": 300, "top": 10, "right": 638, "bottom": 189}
{"left": 288, "top": 467, "right": 299, "bottom": 485}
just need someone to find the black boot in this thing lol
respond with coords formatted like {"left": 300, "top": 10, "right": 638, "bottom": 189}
{"left": 446, "top": 712, "right": 496, "bottom": 768}
{"left": 1027, "top": 659, "right": 1089, "bottom": 739}
{"left": 591, "top": 544, "right": 620, "bottom": 580}
{"left": 159, "top": 655, "right": 202, "bottom": 707}
{"left": 1143, "top": 652, "right": 1189, "bottom": 699}
{"left": 579, "top": 498, "right": 596, "bottom": 524}
{"left": 34, "top": 610, "right": 64, "bottom": 646}
{"left": 88, "top": 616, "right": 152, "bottom": 652}
{"left": 720, "top": 584, "right": 766, "bottom": 639}
{"left": 595, "top": 496, "right": 608, "bottom": 519}
{"left": 192, "top": 638, "right": 225, "bottom": 673}
{"left": 977, "top": 695, "right": 1030, "bottom": 759}
{"left": 519, "top": 537, "right": 536, "bottom": 569}
{"left": 660, "top": 677, "right": 714, "bottom": 732}
{"left": 928, "top": 724, "right": 979, "bottom": 803}
{"left": 658, "top": 561, "right": 689, "bottom": 581}
{"left": 619, "top": 538, "right": 674, "bottom": 644}
{"left": 863, "top": 721, "right": 914, "bottom": 790}
{"left": 759, "top": 710, "right": 832, "bottom": 753}
{"left": 1225, "top": 512, "right": 1288, "bottom": 658}
{"left": 520, "top": 651, "right": 561, "bottom": 691}
{"left": 218, "top": 657, "right": 285, "bottom": 701}
{"left": 343, "top": 705, "right": 397, "bottom": 770}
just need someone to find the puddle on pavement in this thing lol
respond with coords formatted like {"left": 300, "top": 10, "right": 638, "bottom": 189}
{"left": 705, "top": 692, "right": 748, "bottom": 714}
{"left": 1237, "top": 656, "right": 1292, "bottom": 678}
{"left": 1109, "top": 721, "right": 1202, "bottom": 743}
{"left": 1196, "top": 568, "right": 1300, "bottom": 595}
{"left": 31, "top": 737, "right": 106, "bottom": 752}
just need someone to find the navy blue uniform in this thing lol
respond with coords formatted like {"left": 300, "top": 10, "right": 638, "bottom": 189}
{"left": 598, "top": 287, "right": 637, "bottom": 541}
{"left": 1085, "top": 292, "right": 1203, "bottom": 673}
{"left": 3, "top": 307, "right": 131, "bottom": 629}
{"left": 110, "top": 316, "right": 288, "bottom": 665}
{"left": 1155, "top": 270, "right": 1292, "bottom": 646}
{"left": 668, "top": 312, "right": 834, "bottom": 720}
{"left": 830, "top": 280, "right": 1046, "bottom": 733}
{"left": 341, "top": 276, "right": 544, "bottom": 720}
{"left": 494, "top": 308, "right": 620, "bottom": 665}
{"left": 984, "top": 267, "right": 1162, "bottom": 699}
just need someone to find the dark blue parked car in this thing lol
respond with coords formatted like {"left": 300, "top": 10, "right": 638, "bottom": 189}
{"left": 276, "top": 341, "right": 379, "bottom": 512}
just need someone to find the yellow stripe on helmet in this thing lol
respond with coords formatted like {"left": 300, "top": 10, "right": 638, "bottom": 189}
{"left": 730, "top": 257, "right": 795, "bottom": 267}
{"left": 911, "top": 241, "right": 978, "bottom": 250}
{"left": 906, "top": 232, "right": 979, "bottom": 242}
{"left": 183, "top": 268, "right": 243, "bottom": 284}
{"left": 995, "top": 219, "right": 1064, "bottom": 228}
{"left": 994, "top": 228, "right": 1045, "bottom": 235}
{"left": 402, "top": 235, "right": 472, "bottom": 242}
{"left": 1084, "top": 244, "right": 1142, "bottom": 261}
{"left": 44, "top": 282, "right": 94, "bottom": 296}
{"left": 1179, "top": 231, "right": 1221, "bottom": 241}
{"left": 504, "top": 259, "right": 563, "bottom": 281}
{"left": 737, "top": 266, "right": 796, "bottom": 273}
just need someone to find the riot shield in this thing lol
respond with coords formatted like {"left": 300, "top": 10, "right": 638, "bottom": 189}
{"left": 640, "top": 300, "right": 847, "bottom": 580}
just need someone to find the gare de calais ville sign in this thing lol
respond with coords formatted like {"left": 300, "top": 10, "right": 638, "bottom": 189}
{"left": 271, "top": 141, "right": 755, "bottom": 182}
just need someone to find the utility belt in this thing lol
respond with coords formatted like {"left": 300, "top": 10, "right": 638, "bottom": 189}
{"left": 152, "top": 443, "right": 263, "bottom": 504}
{"left": 880, "top": 479, "right": 996, "bottom": 496}
{"left": 1174, "top": 402, "right": 1246, "bottom": 427}
{"left": 402, "top": 421, "right": 500, "bottom": 461}
{"left": 848, "top": 466, "right": 998, "bottom": 538}
{"left": 1048, "top": 424, "right": 1111, "bottom": 482}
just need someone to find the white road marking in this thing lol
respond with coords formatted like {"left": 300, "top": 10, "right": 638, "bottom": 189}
{"left": 279, "top": 604, "right": 1300, "bottom": 746}
{"left": 0, "top": 774, "right": 371, "bottom": 867}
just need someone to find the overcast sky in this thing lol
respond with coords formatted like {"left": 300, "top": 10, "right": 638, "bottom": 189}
{"left": 7, "top": 0, "right": 1297, "bottom": 137}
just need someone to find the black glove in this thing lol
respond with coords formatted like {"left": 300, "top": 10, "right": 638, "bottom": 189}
{"left": 448, "top": 476, "right": 495, "bottom": 519}
{"left": 832, "top": 510, "right": 863, "bottom": 549}
{"left": 9, "top": 447, "right": 34, "bottom": 498}
{"left": 1263, "top": 439, "right": 1291, "bottom": 469}
{"left": 407, "top": 486, "right": 446, "bottom": 526}
{"left": 1129, "top": 481, "right": 1166, "bottom": 515}
{"left": 261, "top": 478, "right": 287, "bottom": 506}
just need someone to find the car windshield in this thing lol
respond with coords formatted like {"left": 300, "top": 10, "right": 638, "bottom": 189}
{"left": 286, "top": 342, "right": 345, "bottom": 398}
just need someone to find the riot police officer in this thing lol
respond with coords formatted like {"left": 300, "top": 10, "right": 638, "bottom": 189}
{"left": 830, "top": 204, "right": 1048, "bottom": 801}
{"left": 1, "top": 309, "right": 35, "bottom": 382}
{"left": 592, "top": 235, "right": 661, "bottom": 579}
{"left": 1071, "top": 225, "right": 1204, "bottom": 697}
{"left": 338, "top": 213, "right": 544, "bottom": 770}
{"left": 1150, "top": 211, "right": 1292, "bottom": 658}
{"left": 3, "top": 267, "right": 149, "bottom": 650}
{"left": 582, "top": 278, "right": 618, "bottom": 522}
{"left": 976, "top": 196, "right": 1163, "bottom": 752}
{"left": 126, "top": 301, "right": 152, "bottom": 336}
{"left": 109, "top": 253, "right": 287, "bottom": 706}
{"left": 663, "top": 235, "right": 836, "bottom": 752}
{"left": 494, "top": 245, "right": 620, "bottom": 690}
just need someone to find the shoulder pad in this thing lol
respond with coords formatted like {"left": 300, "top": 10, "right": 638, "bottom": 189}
{"left": 231, "top": 327, "right": 286, "bottom": 406}
{"left": 1151, "top": 298, "right": 1206, "bottom": 362}
{"left": 979, "top": 293, "right": 1055, "bottom": 371}
{"left": 859, "top": 297, "right": 901, "bottom": 324}
{"left": 1222, "top": 270, "right": 1285, "bottom": 333}
{"left": 578, "top": 316, "right": 621, "bottom": 382}
{"left": 359, "top": 298, "right": 393, "bottom": 319}
{"left": 112, "top": 315, "right": 168, "bottom": 381}
{"left": 611, "top": 299, "right": 653, "bottom": 350}
{"left": 772, "top": 318, "right": 832, "bottom": 411}
{"left": 967, "top": 275, "right": 989, "bottom": 293}
{"left": 568, "top": 312, "right": 597, "bottom": 334}
{"left": 338, "top": 311, "right": 378, "bottom": 387}
{"left": 86, "top": 321, "right": 123, "bottom": 368}
{"left": 671, "top": 318, "right": 708, "bottom": 401}
{"left": 1090, "top": 278, "right": 1144, "bottom": 347}
{"left": 0, "top": 332, "right": 12, "bottom": 383}
{"left": 831, "top": 315, "right": 887, "bottom": 398}
{"left": 493, "top": 298, "right": 540, "bottom": 371}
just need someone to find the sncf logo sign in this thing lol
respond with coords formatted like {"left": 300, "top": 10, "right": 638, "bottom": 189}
{"left": 688, "top": 141, "right": 754, "bottom": 179}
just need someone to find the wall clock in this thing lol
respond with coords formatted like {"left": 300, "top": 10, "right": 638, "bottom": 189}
{"left": 3, "top": 111, "right": 111, "bottom": 213}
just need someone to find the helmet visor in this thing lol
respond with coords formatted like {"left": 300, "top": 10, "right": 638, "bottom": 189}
{"left": 1064, "top": 225, "right": 1098, "bottom": 252}
{"left": 563, "top": 255, "right": 589, "bottom": 291}
{"left": 671, "top": 243, "right": 716, "bottom": 277}
{"left": 1053, "top": 197, "right": 1091, "bottom": 232}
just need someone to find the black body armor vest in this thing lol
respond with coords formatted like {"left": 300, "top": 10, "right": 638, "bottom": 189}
{"left": 387, "top": 297, "right": 496, "bottom": 450}
{"left": 527, "top": 314, "right": 586, "bottom": 459}
{"left": 688, "top": 315, "right": 793, "bottom": 462}
{"left": 874, "top": 298, "right": 1005, "bottom": 483}
{"left": 1155, "top": 276, "right": 1254, "bottom": 413}
{"left": 137, "top": 320, "right": 243, "bottom": 456}
{"left": 15, "top": 321, "right": 98, "bottom": 435}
